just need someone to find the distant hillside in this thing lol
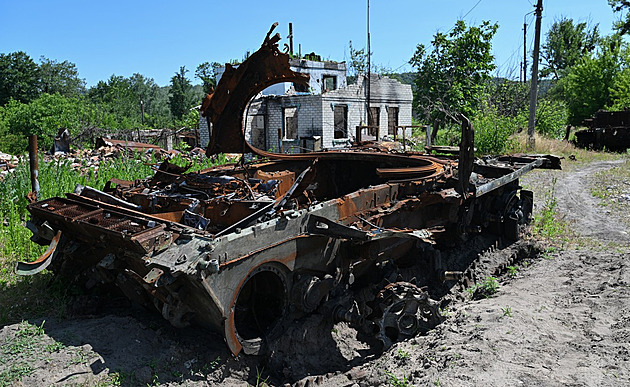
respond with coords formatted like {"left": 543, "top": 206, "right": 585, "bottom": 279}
{"left": 387, "top": 72, "right": 415, "bottom": 85}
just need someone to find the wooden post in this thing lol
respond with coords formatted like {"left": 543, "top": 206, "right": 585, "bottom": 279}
{"left": 402, "top": 126, "right": 406, "bottom": 152}
{"left": 563, "top": 125, "right": 572, "bottom": 141}
{"left": 28, "top": 135, "right": 39, "bottom": 200}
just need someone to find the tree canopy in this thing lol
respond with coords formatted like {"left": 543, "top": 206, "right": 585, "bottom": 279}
{"left": 540, "top": 18, "right": 600, "bottom": 80}
{"left": 0, "top": 52, "right": 40, "bottom": 105}
{"left": 410, "top": 20, "right": 498, "bottom": 123}
{"left": 38, "top": 57, "right": 86, "bottom": 97}
{"left": 609, "top": 0, "right": 630, "bottom": 35}
{"left": 0, "top": 49, "right": 212, "bottom": 153}
{"left": 558, "top": 35, "right": 627, "bottom": 125}
{"left": 195, "top": 62, "right": 221, "bottom": 94}
{"left": 169, "top": 66, "right": 194, "bottom": 120}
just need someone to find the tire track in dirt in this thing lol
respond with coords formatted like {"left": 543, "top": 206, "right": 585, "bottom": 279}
{"left": 552, "top": 159, "right": 629, "bottom": 243}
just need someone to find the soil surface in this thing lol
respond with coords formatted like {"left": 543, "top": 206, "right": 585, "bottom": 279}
{"left": 1, "top": 158, "right": 629, "bottom": 387}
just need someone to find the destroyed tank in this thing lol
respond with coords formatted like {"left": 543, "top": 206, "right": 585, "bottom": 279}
{"left": 19, "top": 24, "right": 560, "bottom": 356}
{"left": 575, "top": 110, "right": 630, "bottom": 152}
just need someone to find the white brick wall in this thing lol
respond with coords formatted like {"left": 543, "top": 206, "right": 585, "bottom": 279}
{"left": 199, "top": 113, "right": 210, "bottom": 148}
{"left": 199, "top": 74, "right": 413, "bottom": 152}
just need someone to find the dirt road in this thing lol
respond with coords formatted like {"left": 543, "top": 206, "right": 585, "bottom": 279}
{"left": 1, "top": 158, "right": 628, "bottom": 386}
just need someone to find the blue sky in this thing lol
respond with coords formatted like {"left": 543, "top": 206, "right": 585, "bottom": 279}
{"left": 0, "top": 0, "right": 619, "bottom": 87}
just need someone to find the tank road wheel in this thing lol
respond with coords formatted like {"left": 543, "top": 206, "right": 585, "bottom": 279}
{"left": 233, "top": 264, "right": 288, "bottom": 355}
{"left": 372, "top": 282, "right": 442, "bottom": 350}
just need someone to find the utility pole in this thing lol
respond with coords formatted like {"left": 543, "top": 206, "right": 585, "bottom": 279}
{"left": 523, "top": 20, "right": 527, "bottom": 83}
{"left": 527, "top": 0, "right": 543, "bottom": 149}
{"left": 366, "top": 0, "right": 371, "bottom": 131}
{"left": 289, "top": 23, "right": 294, "bottom": 57}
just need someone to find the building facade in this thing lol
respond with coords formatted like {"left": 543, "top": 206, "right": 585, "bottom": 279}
{"left": 200, "top": 59, "right": 413, "bottom": 153}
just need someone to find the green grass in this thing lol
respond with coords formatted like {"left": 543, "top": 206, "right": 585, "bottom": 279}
{"left": 532, "top": 177, "right": 569, "bottom": 242}
{"left": 387, "top": 371, "right": 412, "bottom": 387}
{"left": 589, "top": 160, "right": 630, "bottom": 225}
{"left": 396, "top": 348, "right": 410, "bottom": 360}
{"left": 0, "top": 321, "right": 47, "bottom": 386}
{"left": 467, "top": 276, "right": 500, "bottom": 299}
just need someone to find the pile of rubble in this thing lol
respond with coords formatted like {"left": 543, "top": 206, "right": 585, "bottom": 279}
{"left": 0, "top": 151, "right": 19, "bottom": 180}
{"left": 0, "top": 135, "right": 237, "bottom": 181}
{"left": 47, "top": 137, "right": 189, "bottom": 173}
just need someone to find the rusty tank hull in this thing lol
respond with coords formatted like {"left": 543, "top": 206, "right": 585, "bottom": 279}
{"left": 19, "top": 24, "right": 561, "bottom": 356}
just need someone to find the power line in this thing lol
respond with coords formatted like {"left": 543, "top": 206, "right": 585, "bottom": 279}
{"left": 496, "top": 10, "right": 537, "bottom": 80}
{"left": 395, "top": 0, "right": 486, "bottom": 73}
{"left": 462, "top": 0, "right": 484, "bottom": 19}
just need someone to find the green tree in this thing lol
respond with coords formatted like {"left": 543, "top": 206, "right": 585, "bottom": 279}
{"left": 38, "top": 57, "right": 86, "bottom": 96}
{"left": 0, "top": 93, "right": 121, "bottom": 153}
{"left": 540, "top": 18, "right": 599, "bottom": 80}
{"left": 195, "top": 61, "right": 221, "bottom": 94}
{"left": 485, "top": 79, "right": 529, "bottom": 118}
{"left": 88, "top": 75, "right": 139, "bottom": 128}
{"left": 0, "top": 51, "right": 40, "bottom": 105}
{"left": 348, "top": 40, "right": 369, "bottom": 79}
{"left": 558, "top": 36, "right": 625, "bottom": 125}
{"left": 128, "top": 73, "right": 174, "bottom": 127}
{"left": 410, "top": 20, "right": 498, "bottom": 123}
{"left": 169, "top": 66, "right": 193, "bottom": 120}
{"left": 147, "top": 85, "right": 173, "bottom": 128}
{"left": 609, "top": 67, "right": 630, "bottom": 109}
{"left": 609, "top": 0, "right": 630, "bottom": 35}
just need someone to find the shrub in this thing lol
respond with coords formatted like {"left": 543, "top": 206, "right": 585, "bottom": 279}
{"left": 529, "top": 98, "right": 568, "bottom": 139}
{"left": 472, "top": 107, "right": 521, "bottom": 154}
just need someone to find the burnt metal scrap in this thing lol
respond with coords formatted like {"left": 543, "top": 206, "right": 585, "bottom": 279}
{"left": 20, "top": 24, "right": 560, "bottom": 356}
{"left": 575, "top": 110, "right": 630, "bottom": 152}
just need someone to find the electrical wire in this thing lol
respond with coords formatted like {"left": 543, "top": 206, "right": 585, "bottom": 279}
{"left": 462, "top": 0, "right": 484, "bottom": 20}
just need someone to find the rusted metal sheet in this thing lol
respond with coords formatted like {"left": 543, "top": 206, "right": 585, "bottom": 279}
{"left": 15, "top": 230, "right": 61, "bottom": 275}
{"left": 20, "top": 24, "right": 562, "bottom": 357}
{"left": 201, "top": 23, "right": 310, "bottom": 155}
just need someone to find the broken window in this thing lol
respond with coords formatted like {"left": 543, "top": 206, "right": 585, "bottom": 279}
{"left": 368, "top": 107, "right": 380, "bottom": 136}
{"left": 293, "top": 82, "right": 309, "bottom": 93}
{"left": 334, "top": 104, "right": 348, "bottom": 139}
{"left": 284, "top": 107, "right": 298, "bottom": 139}
{"left": 388, "top": 107, "right": 399, "bottom": 135}
{"left": 323, "top": 75, "right": 337, "bottom": 92}
{"left": 251, "top": 115, "right": 266, "bottom": 149}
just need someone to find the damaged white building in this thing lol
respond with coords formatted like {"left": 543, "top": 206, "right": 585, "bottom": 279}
{"left": 200, "top": 58, "right": 413, "bottom": 153}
